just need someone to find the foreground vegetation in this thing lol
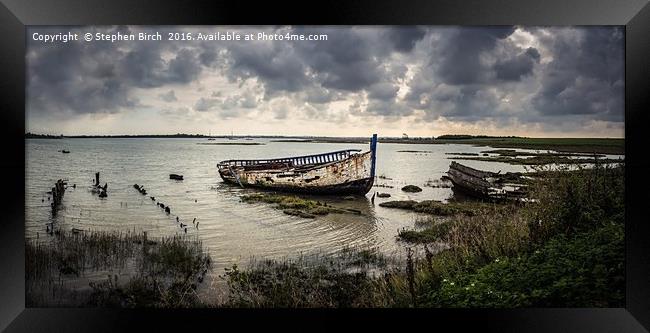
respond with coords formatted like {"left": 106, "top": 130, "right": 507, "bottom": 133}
{"left": 221, "top": 248, "right": 395, "bottom": 307}
{"left": 26, "top": 231, "right": 211, "bottom": 307}
{"left": 223, "top": 163, "right": 624, "bottom": 307}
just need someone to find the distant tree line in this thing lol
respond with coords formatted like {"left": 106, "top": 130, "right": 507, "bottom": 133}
{"left": 64, "top": 133, "right": 211, "bottom": 138}
{"left": 435, "top": 134, "right": 524, "bottom": 140}
{"left": 25, "top": 133, "right": 213, "bottom": 139}
{"left": 25, "top": 132, "right": 63, "bottom": 139}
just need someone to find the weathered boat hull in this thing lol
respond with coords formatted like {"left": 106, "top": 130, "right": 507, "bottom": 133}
{"left": 218, "top": 135, "right": 378, "bottom": 195}
{"left": 221, "top": 175, "right": 374, "bottom": 195}
{"left": 447, "top": 161, "right": 494, "bottom": 197}
{"left": 447, "top": 161, "right": 527, "bottom": 201}
{"left": 218, "top": 151, "right": 375, "bottom": 195}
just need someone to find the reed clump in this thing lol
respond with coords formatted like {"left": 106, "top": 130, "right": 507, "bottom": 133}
{"left": 26, "top": 230, "right": 211, "bottom": 308}
{"left": 222, "top": 247, "right": 406, "bottom": 307}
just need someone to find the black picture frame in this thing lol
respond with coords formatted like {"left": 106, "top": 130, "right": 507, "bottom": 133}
{"left": 1, "top": 0, "right": 649, "bottom": 331}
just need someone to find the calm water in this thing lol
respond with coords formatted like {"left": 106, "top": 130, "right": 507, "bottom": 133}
{"left": 25, "top": 138, "right": 621, "bottom": 300}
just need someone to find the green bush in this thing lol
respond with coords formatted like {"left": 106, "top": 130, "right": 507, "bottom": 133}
{"left": 527, "top": 163, "right": 624, "bottom": 243}
{"left": 429, "top": 223, "right": 624, "bottom": 307}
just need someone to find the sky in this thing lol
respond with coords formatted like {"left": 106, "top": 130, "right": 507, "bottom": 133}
{"left": 26, "top": 26, "right": 624, "bottom": 138}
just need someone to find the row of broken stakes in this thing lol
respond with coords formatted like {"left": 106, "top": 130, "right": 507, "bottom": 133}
{"left": 43, "top": 174, "right": 198, "bottom": 237}
{"left": 132, "top": 183, "right": 200, "bottom": 233}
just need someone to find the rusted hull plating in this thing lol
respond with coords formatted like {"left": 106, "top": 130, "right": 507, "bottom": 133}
{"left": 218, "top": 151, "right": 375, "bottom": 195}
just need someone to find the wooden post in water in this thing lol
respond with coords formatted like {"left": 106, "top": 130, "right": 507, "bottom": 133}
{"left": 95, "top": 172, "right": 100, "bottom": 187}
{"left": 51, "top": 186, "right": 57, "bottom": 213}
{"left": 370, "top": 133, "right": 378, "bottom": 179}
{"left": 51, "top": 179, "right": 66, "bottom": 215}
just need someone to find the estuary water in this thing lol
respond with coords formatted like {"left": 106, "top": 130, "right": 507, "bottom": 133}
{"left": 25, "top": 138, "right": 622, "bottom": 300}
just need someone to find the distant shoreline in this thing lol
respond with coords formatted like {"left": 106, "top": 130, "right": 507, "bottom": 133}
{"left": 25, "top": 133, "right": 625, "bottom": 154}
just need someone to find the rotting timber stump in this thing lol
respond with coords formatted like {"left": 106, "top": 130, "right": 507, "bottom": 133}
{"left": 93, "top": 172, "right": 108, "bottom": 197}
{"left": 50, "top": 179, "right": 66, "bottom": 215}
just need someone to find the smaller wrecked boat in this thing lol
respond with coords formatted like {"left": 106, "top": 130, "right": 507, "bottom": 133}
{"left": 170, "top": 174, "right": 184, "bottom": 180}
{"left": 447, "top": 161, "right": 527, "bottom": 201}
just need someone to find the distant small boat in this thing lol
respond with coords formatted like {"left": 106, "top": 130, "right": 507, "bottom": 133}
{"left": 170, "top": 174, "right": 184, "bottom": 180}
{"left": 217, "top": 134, "right": 377, "bottom": 195}
{"left": 207, "top": 138, "right": 215, "bottom": 141}
{"left": 60, "top": 150, "right": 70, "bottom": 153}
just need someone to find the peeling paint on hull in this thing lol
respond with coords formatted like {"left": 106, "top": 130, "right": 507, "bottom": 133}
{"left": 218, "top": 151, "right": 375, "bottom": 195}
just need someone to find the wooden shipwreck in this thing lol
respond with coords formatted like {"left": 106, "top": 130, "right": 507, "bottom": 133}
{"left": 446, "top": 161, "right": 527, "bottom": 201}
{"left": 217, "top": 134, "right": 378, "bottom": 195}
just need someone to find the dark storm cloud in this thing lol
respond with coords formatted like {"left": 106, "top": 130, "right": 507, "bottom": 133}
{"left": 28, "top": 26, "right": 202, "bottom": 117}
{"left": 367, "top": 82, "right": 399, "bottom": 101}
{"left": 304, "top": 87, "right": 339, "bottom": 104}
{"left": 530, "top": 27, "right": 624, "bottom": 121}
{"left": 436, "top": 26, "right": 516, "bottom": 85}
{"left": 222, "top": 40, "right": 309, "bottom": 94}
{"left": 167, "top": 48, "right": 202, "bottom": 83}
{"left": 27, "top": 39, "right": 139, "bottom": 116}
{"left": 494, "top": 47, "right": 540, "bottom": 81}
{"left": 444, "top": 86, "right": 500, "bottom": 120}
{"left": 220, "top": 27, "right": 418, "bottom": 98}
{"left": 384, "top": 26, "right": 427, "bottom": 52}
{"left": 121, "top": 45, "right": 202, "bottom": 88}
{"left": 403, "top": 26, "right": 519, "bottom": 119}
{"left": 401, "top": 26, "right": 623, "bottom": 128}
{"left": 292, "top": 27, "right": 388, "bottom": 92}
{"left": 200, "top": 26, "right": 423, "bottom": 116}
{"left": 366, "top": 99, "right": 412, "bottom": 117}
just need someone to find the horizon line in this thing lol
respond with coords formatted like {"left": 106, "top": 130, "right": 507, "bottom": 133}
{"left": 24, "top": 132, "right": 625, "bottom": 140}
